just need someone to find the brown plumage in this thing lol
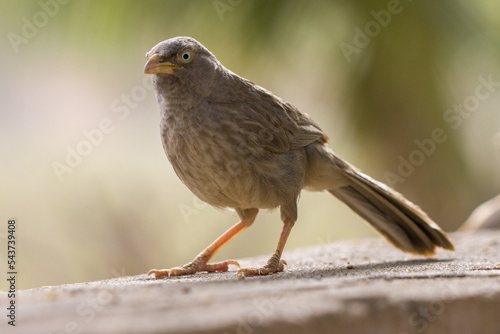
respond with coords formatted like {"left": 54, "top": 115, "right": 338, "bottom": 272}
{"left": 144, "top": 36, "right": 454, "bottom": 278}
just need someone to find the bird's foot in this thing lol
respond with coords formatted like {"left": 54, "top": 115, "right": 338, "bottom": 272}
{"left": 148, "top": 257, "right": 240, "bottom": 278}
{"left": 237, "top": 258, "right": 287, "bottom": 277}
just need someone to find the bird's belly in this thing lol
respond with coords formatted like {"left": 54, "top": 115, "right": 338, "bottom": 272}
{"left": 162, "top": 131, "right": 302, "bottom": 209}
{"left": 169, "top": 149, "right": 283, "bottom": 209}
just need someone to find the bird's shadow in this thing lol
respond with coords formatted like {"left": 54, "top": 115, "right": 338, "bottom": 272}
{"left": 347, "top": 257, "right": 454, "bottom": 270}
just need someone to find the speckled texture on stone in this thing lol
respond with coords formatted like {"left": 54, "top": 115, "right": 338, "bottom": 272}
{"left": 3, "top": 231, "right": 500, "bottom": 334}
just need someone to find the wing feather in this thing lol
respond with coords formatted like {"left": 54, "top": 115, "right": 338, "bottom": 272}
{"left": 219, "top": 74, "right": 328, "bottom": 153}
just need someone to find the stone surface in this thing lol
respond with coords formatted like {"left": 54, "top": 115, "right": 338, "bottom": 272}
{"left": 3, "top": 231, "right": 500, "bottom": 334}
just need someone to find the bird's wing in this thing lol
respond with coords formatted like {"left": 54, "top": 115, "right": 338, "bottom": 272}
{"left": 288, "top": 108, "right": 329, "bottom": 150}
{"left": 225, "top": 76, "right": 328, "bottom": 153}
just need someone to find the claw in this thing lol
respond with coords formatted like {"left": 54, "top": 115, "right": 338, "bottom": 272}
{"left": 237, "top": 258, "right": 287, "bottom": 277}
{"left": 147, "top": 259, "right": 240, "bottom": 278}
{"left": 147, "top": 269, "right": 171, "bottom": 278}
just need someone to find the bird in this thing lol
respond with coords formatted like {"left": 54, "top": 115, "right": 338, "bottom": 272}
{"left": 143, "top": 36, "right": 454, "bottom": 278}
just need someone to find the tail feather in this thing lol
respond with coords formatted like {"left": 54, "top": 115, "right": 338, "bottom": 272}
{"left": 304, "top": 144, "right": 454, "bottom": 255}
{"left": 329, "top": 169, "right": 454, "bottom": 255}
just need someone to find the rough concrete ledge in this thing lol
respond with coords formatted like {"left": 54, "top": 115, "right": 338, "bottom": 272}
{"left": 4, "top": 231, "right": 500, "bottom": 334}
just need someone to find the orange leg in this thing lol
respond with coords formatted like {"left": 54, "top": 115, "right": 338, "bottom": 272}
{"left": 237, "top": 218, "right": 295, "bottom": 277}
{"left": 148, "top": 208, "right": 258, "bottom": 278}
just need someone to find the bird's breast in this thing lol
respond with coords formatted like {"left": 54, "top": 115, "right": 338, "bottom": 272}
{"left": 158, "top": 102, "right": 302, "bottom": 210}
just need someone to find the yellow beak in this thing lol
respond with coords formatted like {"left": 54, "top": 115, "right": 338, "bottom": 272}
{"left": 144, "top": 54, "right": 182, "bottom": 74}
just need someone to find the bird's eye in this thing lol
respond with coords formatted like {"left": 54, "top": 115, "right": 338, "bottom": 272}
{"left": 178, "top": 50, "right": 193, "bottom": 63}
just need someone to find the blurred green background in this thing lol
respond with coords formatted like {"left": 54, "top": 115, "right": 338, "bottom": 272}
{"left": 1, "top": 0, "right": 499, "bottom": 290}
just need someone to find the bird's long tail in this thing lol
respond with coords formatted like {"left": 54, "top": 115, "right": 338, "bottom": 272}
{"left": 312, "top": 146, "right": 455, "bottom": 255}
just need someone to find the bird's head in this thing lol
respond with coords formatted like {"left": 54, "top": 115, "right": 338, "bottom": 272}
{"left": 144, "top": 37, "right": 219, "bottom": 79}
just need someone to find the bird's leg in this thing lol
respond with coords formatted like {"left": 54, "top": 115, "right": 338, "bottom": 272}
{"left": 237, "top": 218, "right": 295, "bottom": 277}
{"left": 148, "top": 208, "right": 258, "bottom": 278}
{"left": 148, "top": 221, "right": 249, "bottom": 278}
